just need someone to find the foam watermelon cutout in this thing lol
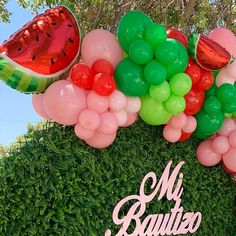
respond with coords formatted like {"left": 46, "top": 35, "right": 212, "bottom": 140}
{"left": 188, "top": 33, "right": 232, "bottom": 71}
{"left": 0, "top": 5, "right": 81, "bottom": 93}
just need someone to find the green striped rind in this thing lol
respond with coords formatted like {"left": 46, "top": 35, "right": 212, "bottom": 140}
{"left": 0, "top": 56, "right": 61, "bottom": 93}
{"left": 188, "top": 33, "right": 199, "bottom": 60}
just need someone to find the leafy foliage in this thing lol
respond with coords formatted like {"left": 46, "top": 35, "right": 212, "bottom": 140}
{"left": 0, "top": 120, "right": 235, "bottom": 235}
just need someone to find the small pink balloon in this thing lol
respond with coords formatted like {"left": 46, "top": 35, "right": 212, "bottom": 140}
{"left": 74, "top": 124, "right": 95, "bottom": 140}
{"left": 120, "top": 112, "right": 138, "bottom": 127}
{"left": 79, "top": 109, "right": 101, "bottom": 130}
{"left": 85, "top": 131, "right": 117, "bottom": 149}
{"left": 81, "top": 29, "right": 123, "bottom": 68}
{"left": 169, "top": 113, "right": 187, "bottom": 130}
{"left": 211, "top": 136, "right": 230, "bottom": 154}
{"left": 163, "top": 125, "right": 182, "bottom": 143}
{"left": 109, "top": 90, "right": 127, "bottom": 111}
{"left": 223, "top": 147, "right": 236, "bottom": 172}
{"left": 97, "top": 112, "right": 119, "bottom": 134}
{"left": 112, "top": 110, "right": 128, "bottom": 126}
{"left": 44, "top": 80, "right": 86, "bottom": 125}
{"left": 229, "top": 130, "right": 236, "bottom": 147}
{"left": 218, "top": 118, "right": 236, "bottom": 137}
{"left": 182, "top": 116, "right": 197, "bottom": 133}
{"left": 197, "top": 140, "right": 222, "bottom": 167}
{"left": 87, "top": 91, "right": 109, "bottom": 114}
{"left": 215, "top": 70, "right": 235, "bottom": 87}
{"left": 32, "top": 94, "right": 50, "bottom": 119}
{"left": 125, "top": 97, "right": 141, "bottom": 113}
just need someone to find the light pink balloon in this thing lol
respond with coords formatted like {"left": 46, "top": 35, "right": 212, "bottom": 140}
{"left": 182, "top": 116, "right": 197, "bottom": 133}
{"left": 169, "top": 113, "right": 187, "bottom": 130}
{"left": 211, "top": 136, "right": 230, "bottom": 154}
{"left": 229, "top": 130, "right": 236, "bottom": 148}
{"left": 215, "top": 70, "right": 234, "bottom": 87}
{"left": 79, "top": 109, "right": 101, "bottom": 130}
{"left": 32, "top": 94, "right": 50, "bottom": 119}
{"left": 209, "top": 134, "right": 217, "bottom": 140}
{"left": 74, "top": 124, "right": 95, "bottom": 140}
{"left": 44, "top": 80, "right": 86, "bottom": 125}
{"left": 163, "top": 125, "right": 182, "bottom": 143}
{"left": 208, "top": 27, "right": 236, "bottom": 57}
{"left": 218, "top": 118, "right": 236, "bottom": 137}
{"left": 97, "top": 112, "right": 118, "bottom": 134}
{"left": 87, "top": 91, "right": 109, "bottom": 114}
{"left": 112, "top": 110, "right": 128, "bottom": 126}
{"left": 81, "top": 29, "right": 123, "bottom": 68}
{"left": 224, "top": 60, "right": 236, "bottom": 78}
{"left": 85, "top": 131, "right": 117, "bottom": 149}
{"left": 125, "top": 97, "right": 141, "bottom": 113}
{"left": 109, "top": 90, "right": 127, "bottom": 111}
{"left": 197, "top": 140, "right": 222, "bottom": 167}
{"left": 120, "top": 112, "right": 138, "bottom": 127}
{"left": 223, "top": 147, "right": 236, "bottom": 172}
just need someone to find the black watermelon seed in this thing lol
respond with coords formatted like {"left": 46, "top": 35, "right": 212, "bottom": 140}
{"left": 59, "top": 10, "right": 64, "bottom": 14}
{"left": 36, "top": 36, "right": 39, "bottom": 42}
{"left": 63, "top": 51, "right": 67, "bottom": 56}
{"left": 32, "top": 55, "right": 36, "bottom": 61}
{"left": 46, "top": 32, "right": 51, "bottom": 38}
{"left": 17, "top": 47, "right": 22, "bottom": 51}
{"left": 52, "top": 22, "right": 57, "bottom": 25}
{"left": 68, "top": 24, "right": 72, "bottom": 28}
{"left": 69, "top": 38, "right": 74, "bottom": 44}
{"left": 51, "top": 57, "right": 55, "bottom": 65}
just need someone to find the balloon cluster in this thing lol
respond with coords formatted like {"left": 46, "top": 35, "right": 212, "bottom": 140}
{"left": 197, "top": 118, "right": 236, "bottom": 174}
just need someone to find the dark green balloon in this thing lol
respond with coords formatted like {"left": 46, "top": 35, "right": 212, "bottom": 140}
{"left": 216, "top": 83, "right": 236, "bottom": 103}
{"left": 193, "top": 129, "right": 211, "bottom": 140}
{"left": 222, "top": 99, "right": 236, "bottom": 113}
{"left": 115, "top": 58, "right": 149, "bottom": 96}
{"left": 117, "top": 11, "right": 153, "bottom": 53}
{"left": 203, "top": 96, "right": 222, "bottom": 115}
{"left": 205, "top": 82, "right": 216, "bottom": 97}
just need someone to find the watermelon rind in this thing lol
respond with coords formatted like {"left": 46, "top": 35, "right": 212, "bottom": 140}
{"left": 188, "top": 33, "right": 199, "bottom": 60}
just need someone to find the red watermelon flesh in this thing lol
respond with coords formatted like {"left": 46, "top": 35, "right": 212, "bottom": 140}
{"left": 0, "top": 6, "right": 80, "bottom": 77}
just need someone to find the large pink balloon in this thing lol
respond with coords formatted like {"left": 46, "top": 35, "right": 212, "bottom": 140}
{"left": 32, "top": 94, "right": 50, "bottom": 119}
{"left": 169, "top": 113, "right": 187, "bottom": 129}
{"left": 223, "top": 147, "right": 236, "bottom": 173}
{"left": 44, "top": 80, "right": 86, "bottom": 125}
{"left": 79, "top": 109, "right": 101, "bottom": 130}
{"left": 182, "top": 116, "right": 197, "bottom": 133}
{"left": 163, "top": 125, "right": 181, "bottom": 143}
{"left": 97, "top": 112, "right": 119, "bottom": 134}
{"left": 87, "top": 91, "right": 109, "bottom": 114}
{"left": 215, "top": 70, "right": 234, "bottom": 87}
{"left": 224, "top": 60, "right": 236, "bottom": 78}
{"left": 211, "top": 136, "right": 230, "bottom": 154}
{"left": 208, "top": 28, "right": 236, "bottom": 57}
{"left": 81, "top": 29, "right": 123, "bottom": 68}
{"left": 218, "top": 118, "right": 236, "bottom": 137}
{"left": 197, "top": 140, "right": 222, "bottom": 167}
{"left": 74, "top": 124, "right": 95, "bottom": 140}
{"left": 85, "top": 131, "right": 117, "bottom": 149}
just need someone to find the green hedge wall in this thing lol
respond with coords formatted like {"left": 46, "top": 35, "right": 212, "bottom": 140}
{"left": 0, "top": 120, "right": 235, "bottom": 235}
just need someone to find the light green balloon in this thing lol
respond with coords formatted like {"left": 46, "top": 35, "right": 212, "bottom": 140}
{"left": 149, "top": 81, "right": 170, "bottom": 102}
{"left": 139, "top": 95, "right": 171, "bottom": 125}
{"left": 165, "top": 95, "right": 186, "bottom": 115}
{"left": 169, "top": 73, "right": 192, "bottom": 96}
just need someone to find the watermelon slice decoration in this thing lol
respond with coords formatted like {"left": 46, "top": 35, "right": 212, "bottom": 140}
{"left": 0, "top": 5, "right": 81, "bottom": 93}
{"left": 188, "top": 33, "right": 232, "bottom": 71}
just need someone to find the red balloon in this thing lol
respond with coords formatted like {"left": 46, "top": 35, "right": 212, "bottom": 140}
{"left": 93, "top": 73, "right": 116, "bottom": 96}
{"left": 185, "top": 59, "right": 202, "bottom": 85}
{"left": 193, "top": 69, "right": 214, "bottom": 91}
{"left": 70, "top": 63, "right": 94, "bottom": 89}
{"left": 184, "top": 88, "right": 205, "bottom": 115}
{"left": 179, "top": 131, "right": 192, "bottom": 142}
{"left": 167, "top": 28, "right": 188, "bottom": 48}
{"left": 222, "top": 162, "right": 236, "bottom": 174}
{"left": 92, "top": 59, "right": 114, "bottom": 75}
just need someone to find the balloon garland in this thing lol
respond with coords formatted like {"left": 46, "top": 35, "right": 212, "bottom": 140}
{"left": 1, "top": 6, "right": 236, "bottom": 174}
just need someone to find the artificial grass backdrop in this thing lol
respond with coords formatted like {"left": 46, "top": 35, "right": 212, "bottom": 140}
{"left": 0, "top": 120, "right": 235, "bottom": 235}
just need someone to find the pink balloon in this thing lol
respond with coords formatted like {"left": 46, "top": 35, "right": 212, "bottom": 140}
{"left": 163, "top": 125, "right": 182, "bottom": 143}
{"left": 229, "top": 130, "right": 236, "bottom": 148}
{"left": 79, "top": 109, "right": 101, "bottom": 130}
{"left": 32, "top": 94, "right": 50, "bottom": 119}
{"left": 97, "top": 112, "right": 118, "bottom": 134}
{"left": 223, "top": 147, "right": 236, "bottom": 172}
{"left": 85, "top": 131, "right": 117, "bottom": 149}
{"left": 197, "top": 140, "right": 222, "bottom": 167}
{"left": 81, "top": 29, "right": 123, "bottom": 68}
{"left": 169, "top": 113, "right": 187, "bottom": 130}
{"left": 208, "top": 27, "right": 236, "bottom": 57}
{"left": 87, "top": 91, "right": 109, "bottom": 114}
{"left": 120, "top": 112, "right": 138, "bottom": 127}
{"left": 224, "top": 60, "right": 236, "bottom": 78}
{"left": 125, "top": 97, "right": 141, "bottom": 113}
{"left": 74, "top": 124, "right": 95, "bottom": 140}
{"left": 215, "top": 70, "right": 234, "bottom": 87}
{"left": 182, "top": 116, "right": 197, "bottom": 133}
{"left": 112, "top": 110, "right": 128, "bottom": 126}
{"left": 44, "top": 80, "right": 86, "bottom": 125}
{"left": 218, "top": 118, "right": 236, "bottom": 137}
{"left": 109, "top": 90, "right": 127, "bottom": 111}
{"left": 211, "top": 136, "right": 230, "bottom": 154}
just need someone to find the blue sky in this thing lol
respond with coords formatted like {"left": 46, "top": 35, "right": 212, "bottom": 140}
{"left": 0, "top": 1, "right": 44, "bottom": 146}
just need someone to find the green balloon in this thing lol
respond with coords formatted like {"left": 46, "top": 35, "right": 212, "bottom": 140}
{"left": 144, "top": 23, "right": 167, "bottom": 49}
{"left": 149, "top": 81, "right": 170, "bottom": 102}
{"left": 205, "top": 82, "right": 216, "bottom": 97}
{"left": 164, "top": 95, "right": 186, "bottom": 115}
{"left": 203, "top": 96, "right": 222, "bottom": 115}
{"left": 216, "top": 83, "right": 236, "bottom": 103}
{"left": 224, "top": 113, "right": 233, "bottom": 118}
{"left": 117, "top": 11, "right": 153, "bottom": 53}
{"left": 144, "top": 60, "right": 167, "bottom": 85}
{"left": 115, "top": 58, "right": 149, "bottom": 96}
{"left": 193, "top": 129, "right": 211, "bottom": 140}
{"left": 222, "top": 99, "right": 236, "bottom": 113}
{"left": 139, "top": 95, "right": 171, "bottom": 125}
{"left": 169, "top": 73, "right": 192, "bottom": 96}
{"left": 129, "top": 40, "right": 154, "bottom": 65}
